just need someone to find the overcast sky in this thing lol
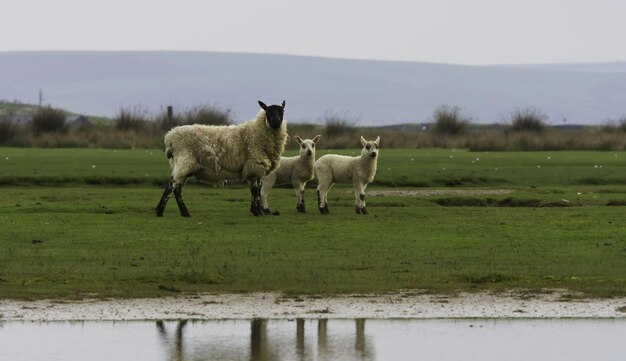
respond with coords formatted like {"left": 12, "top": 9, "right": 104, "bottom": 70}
{"left": 2, "top": 0, "right": 625, "bottom": 65}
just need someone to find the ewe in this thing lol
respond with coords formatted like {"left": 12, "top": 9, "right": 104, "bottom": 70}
{"left": 155, "top": 100, "right": 287, "bottom": 217}
{"left": 260, "top": 135, "right": 321, "bottom": 214}
{"left": 315, "top": 136, "right": 380, "bottom": 214}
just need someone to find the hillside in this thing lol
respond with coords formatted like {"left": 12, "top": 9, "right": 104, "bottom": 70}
{"left": 1, "top": 51, "right": 625, "bottom": 125}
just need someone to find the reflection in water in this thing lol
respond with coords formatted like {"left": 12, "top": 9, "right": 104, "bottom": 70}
{"left": 155, "top": 318, "right": 374, "bottom": 361}
{"left": 2, "top": 319, "right": 624, "bottom": 361}
{"left": 156, "top": 320, "right": 186, "bottom": 361}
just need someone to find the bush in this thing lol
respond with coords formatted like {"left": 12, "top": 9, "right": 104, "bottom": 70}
{"left": 183, "top": 104, "right": 231, "bottom": 126}
{"left": 430, "top": 105, "right": 470, "bottom": 135}
{"left": 0, "top": 117, "right": 16, "bottom": 143}
{"left": 601, "top": 116, "right": 626, "bottom": 133}
{"left": 508, "top": 107, "right": 548, "bottom": 132}
{"left": 32, "top": 106, "right": 66, "bottom": 133}
{"left": 322, "top": 110, "right": 357, "bottom": 137}
{"left": 115, "top": 106, "right": 148, "bottom": 131}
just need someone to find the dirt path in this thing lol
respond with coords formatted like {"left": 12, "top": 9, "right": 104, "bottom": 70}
{"left": 2, "top": 291, "right": 624, "bottom": 321}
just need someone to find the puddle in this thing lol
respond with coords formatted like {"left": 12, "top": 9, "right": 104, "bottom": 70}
{"left": 1, "top": 319, "right": 624, "bottom": 361}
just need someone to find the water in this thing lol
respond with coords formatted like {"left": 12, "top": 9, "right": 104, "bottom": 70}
{"left": 1, "top": 319, "right": 624, "bottom": 361}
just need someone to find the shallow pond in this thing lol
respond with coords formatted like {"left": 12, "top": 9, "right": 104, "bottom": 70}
{"left": 1, "top": 319, "right": 624, "bottom": 361}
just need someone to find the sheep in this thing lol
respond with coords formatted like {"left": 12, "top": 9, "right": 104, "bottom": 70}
{"left": 155, "top": 100, "right": 287, "bottom": 217}
{"left": 315, "top": 136, "right": 380, "bottom": 215}
{"left": 260, "top": 135, "right": 321, "bottom": 214}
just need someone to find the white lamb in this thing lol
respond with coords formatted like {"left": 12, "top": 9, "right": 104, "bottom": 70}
{"left": 315, "top": 136, "right": 380, "bottom": 215}
{"left": 155, "top": 100, "right": 288, "bottom": 217}
{"left": 260, "top": 135, "right": 321, "bottom": 214}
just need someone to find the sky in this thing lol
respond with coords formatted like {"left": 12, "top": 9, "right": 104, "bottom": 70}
{"left": 1, "top": 0, "right": 625, "bottom": 65}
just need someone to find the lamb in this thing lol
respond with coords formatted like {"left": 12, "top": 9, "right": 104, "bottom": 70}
{"left": 155, "top": 100, "right": 288, "bottom": 217}
{"left": 315, "top": 136, "right": 380, "bottom": 215}
{"left": 260, "top": 135, "right": 321, "bottom": 214}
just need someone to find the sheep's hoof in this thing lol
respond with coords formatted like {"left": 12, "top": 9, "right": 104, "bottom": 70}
{"left": 360, "top": 207, "right": 368, "bottom": 215}
{"left": 272, "top": 210, "right": 281, "bottom": 216}
{"left": 355, "top": 207, "right": 361, "bottom": 214}
{"left": 262, "top": 208, "right": 272, "bottom": 215}
{"left": 296, "top": 204, "right": 306, "bottom": 213}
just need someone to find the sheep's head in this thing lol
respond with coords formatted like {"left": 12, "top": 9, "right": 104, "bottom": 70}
{"left": 295, "top": 135, "right": 321, "bottom": 158}
{"left": 360, "top": 136, "right": 380, "bottom": 158}
{"left": 258, "top": 100, "right": 285, "bottom": 130}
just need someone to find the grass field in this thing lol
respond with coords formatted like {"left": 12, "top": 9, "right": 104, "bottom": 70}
{"left": 0, "top": 147, "right": 625, "bottom": 299}
{"left": 2, "top": 147, "right": 626, "bottom": 187}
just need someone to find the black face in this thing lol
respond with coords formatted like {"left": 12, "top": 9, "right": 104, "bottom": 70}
{"left": 258, "top": 100, "right": 285, "bottom": 130}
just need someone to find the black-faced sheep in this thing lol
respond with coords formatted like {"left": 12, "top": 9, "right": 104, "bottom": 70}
{"left": 260, "top": 135, "right": 321, "bottom": 214}
{"left": 155, "top": 100, "right": 287, "bottom": 217}
{"left": 315, "top": 136, "right": 380, "bottom": 214}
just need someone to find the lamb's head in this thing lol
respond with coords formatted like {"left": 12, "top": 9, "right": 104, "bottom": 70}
{"left": 360, "top": 136, "right": 380, "bottom": 159}
{"left": 258, "top": 100, "right": 286, "bottom": 130}
{"left": 295, "top": 135, "right": 321, "bottom": 158}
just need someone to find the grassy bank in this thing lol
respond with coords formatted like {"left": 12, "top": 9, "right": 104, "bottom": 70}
{"left": 0, "top": 186, "right": 625, "bottom": 299}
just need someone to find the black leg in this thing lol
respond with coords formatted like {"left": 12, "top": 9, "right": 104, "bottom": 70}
{"left": 173, "top": 183, "right": 191, "bottom": 217}
{"left": 156, "top": 179, "right": 174, "bottom": 217}
{"left": 250, "top": 180, "right": 263, "bottom": 216}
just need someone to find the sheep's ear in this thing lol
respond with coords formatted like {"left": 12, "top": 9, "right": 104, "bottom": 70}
{"left": 295, "top": 136, "right": 303, "bottom": 145}
{"left": 374, "top": 136, "right": 380, "bottom": 146}
{"left": 360, "top": 136, "right": 367, "bottom": 147}
{"left": 281, "top": 100, "right": 286, "bottom": 109}
{"left": 258, "top": 101, "right": 267, "bottom": 110}
{"left": 312, "top": 135, "right": 321, "bottom": 144}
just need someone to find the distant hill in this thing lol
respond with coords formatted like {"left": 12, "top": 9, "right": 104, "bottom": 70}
{"left": 1, "top": 51, "right": 625, "bottom": 125}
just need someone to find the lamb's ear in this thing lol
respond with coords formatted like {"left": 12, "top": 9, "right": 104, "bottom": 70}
{"left": 374, "top": 136, "right": 380, "bottom": 146}
{"left": 281, "top": 100, "right": 286, "bottom": 109}
{"left": 360, "top": 136, "right": 367, "bottom": 147}
{"left": 258, "top": 101, "right": 267, "bottom": 110}
{"left": 312, "top": 135, "right": 321, "bottom": 144}
{"left": 295, "top": 136, "right": 303, "bottom": 145}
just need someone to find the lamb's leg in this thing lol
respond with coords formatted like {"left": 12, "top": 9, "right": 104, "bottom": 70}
{"left": 173, "top": 178, "right": 191, "bottom": 217}
{"left": 295, "top": 181, "right": 306, "bottom": 213}
{"left": 260, "top": 175, "right": 274, "bottom": 215}
{"left": 156, "top": 177, "right": 175, "bottom": 217}
{"left": 354, "top": 181, "right": 368, "bottom": 214}
{"left": 317, "top": 183, "right": 332, "bottom": 214}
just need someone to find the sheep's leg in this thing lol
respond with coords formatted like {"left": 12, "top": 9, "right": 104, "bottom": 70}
{"left": 156, "top": 178, "right": 175, "bottom": 217}
{"left": 173, "top": 179, "right": 191, "bottom": 217}
{"left": 295, "top": 181, "right": 306, "bottom": 213}
{"left": 250, "top": 179, "right": 263, "bottom": 216}
{"left": 354, "top": 181, "right": 368, "bottom": 215}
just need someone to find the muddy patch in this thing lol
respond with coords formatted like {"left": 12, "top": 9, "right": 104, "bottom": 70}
{"left": 368, "top": 189, "right": 514, "bottom": 197}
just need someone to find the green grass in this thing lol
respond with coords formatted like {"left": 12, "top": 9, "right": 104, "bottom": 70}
{"left": 2, "top": 147, "right": 626, "bottom": 187}
{"left": 0, "top": 185, "right": 625, "bottom": 299}
{"left": 0, "top": 147, "right": 625, "bottom": 299}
